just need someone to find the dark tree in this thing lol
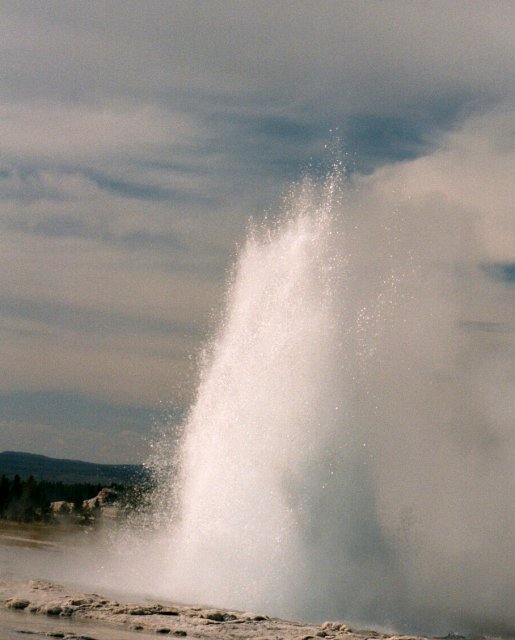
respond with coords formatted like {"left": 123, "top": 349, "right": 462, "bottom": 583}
{"left": 0, "top": 475, "right": 10, "bottom": 516}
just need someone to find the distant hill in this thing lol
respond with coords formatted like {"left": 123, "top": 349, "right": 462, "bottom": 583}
{"left": 0, "top": 451, "right": 147, "bottom": 485}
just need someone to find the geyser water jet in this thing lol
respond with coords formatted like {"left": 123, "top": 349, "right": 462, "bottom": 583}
{"left": 147, "top": 166, "right": 514, "bottom": 636}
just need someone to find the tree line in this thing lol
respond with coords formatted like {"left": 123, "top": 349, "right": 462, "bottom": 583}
{"left": 0, "top": 474, "right": 123, "bottom": 523}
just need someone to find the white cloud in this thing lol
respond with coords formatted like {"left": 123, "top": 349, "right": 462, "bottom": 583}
{"left": 356, "top": 106, "right": 515, "bottom": 264}
{"left": 2, "top": 2, "right": 513, "bottom": 117}
{"left": 0, "top": 103, "right": 512, "bottom": 416}
{"left": 0, "top": 101, "right": 198, "bottom": 163}
{"left": 0, "top": 1, "right": 513, "bottom": 463}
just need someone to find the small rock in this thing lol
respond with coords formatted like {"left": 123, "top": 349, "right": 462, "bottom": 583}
{"left": 45, "top": 606, "right": 63, "bottom": 616}
{"left": 29, "top": 580, "right": 54, "bottom": 590}
{"left": 156, "top": 629, "right": 171, "bottom": 635}
{"left": 205, "top": 611, "right": 225, "bottom": 621}
{"left": 243, "top": 612, "right": 269, "bottom": 621}
{"left": 128, "top": 607, "right": 150, "bottom": 615}
{"left": 173, "top": 632, "right": 187, "bottom": 637}
{"left": 322, "top": 622, "right": 349, "bottom": 633}
{"left": 6, "top": 598, "right": 30, "bottom": 609}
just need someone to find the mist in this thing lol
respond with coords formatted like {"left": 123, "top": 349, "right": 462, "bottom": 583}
{"left": 139, "top": 114, "right": 513, "bottom": 635}
{"left": 8, "top": 110, "right": 513, "bottom": 637}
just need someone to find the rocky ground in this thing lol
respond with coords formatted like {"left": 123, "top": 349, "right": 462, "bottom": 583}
{"left": 0, "top": 579, "right": 438, "bottom": 640}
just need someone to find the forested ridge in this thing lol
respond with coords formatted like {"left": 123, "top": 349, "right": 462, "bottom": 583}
{"left": 0, "top": 451, "right": 143, "bottom": 484}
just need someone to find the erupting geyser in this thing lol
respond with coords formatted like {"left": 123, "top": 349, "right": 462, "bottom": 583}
{"left": 144, "top": 166, "right": 514, "bottom": 636}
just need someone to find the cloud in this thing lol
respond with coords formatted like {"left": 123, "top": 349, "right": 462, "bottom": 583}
{"left": 155, "top": 101, "right": 514, "bottom": 632}
{"left": 0, "top": 390, "right": 186, "bottom": 463}
{"left": 356, "top": 106, "right": 515, "bottom": 264}
{"left": 2, "top": 3, "right": 514, "bottom": 157}
{"left": 1, "top": 103, "right": 513, "bottom": 456}
{"left": 0, "top": 1, "right": 513, "bottom": 462}
{"left": 0, "top": 102, "right": 196, "bottom": 161}
{"left": 0, "top": 391, "right": 152, "bottom": 432}
{"left": 0, "top": 418, "right": 149, "bottom": 464}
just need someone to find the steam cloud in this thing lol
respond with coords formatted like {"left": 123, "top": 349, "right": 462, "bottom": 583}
{"left": 37, "top": 108, "right": 513, "bottom": 638}
{"left": 151, "top": 110, "right": 514, "bottom": 636}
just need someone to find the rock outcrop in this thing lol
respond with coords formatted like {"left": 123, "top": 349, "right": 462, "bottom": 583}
{"left": 1, "top": 579, "right": 437, "bottom": 640}
{"left": 82, "top": 487, "right": 119, "bottom": 519}
{"left": 49, "top": 501, "right": 75, "bottom": 515}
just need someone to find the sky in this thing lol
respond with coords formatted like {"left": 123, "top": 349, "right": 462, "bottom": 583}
{"left": 0, "top": 1, "right": 513, "bottom": 464}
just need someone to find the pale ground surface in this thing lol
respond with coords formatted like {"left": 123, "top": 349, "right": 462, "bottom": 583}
{"left": 0, "top": 522, "right": 485, "bottom": 640}
{"left": 0, "top": 578, "right": 430, "bottom": 640}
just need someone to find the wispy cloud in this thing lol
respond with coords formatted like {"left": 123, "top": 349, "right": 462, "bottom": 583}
{"left": 0, "top": 1, "right": 513, "bottom": 461}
